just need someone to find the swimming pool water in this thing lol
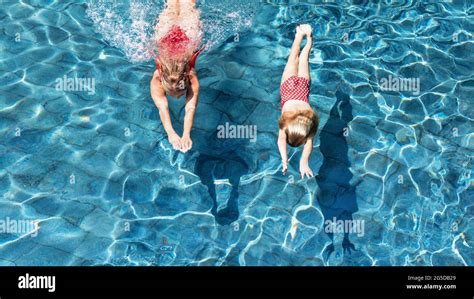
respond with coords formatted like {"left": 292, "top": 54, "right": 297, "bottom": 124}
{"left": 0, "top": 0, "right": 473, "bottom": 266}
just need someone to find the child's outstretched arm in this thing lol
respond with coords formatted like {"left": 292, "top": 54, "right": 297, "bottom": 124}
{"left": 151, "top": 71, "right": 182, "bottom": 150}
{"left": 278, "top": 129, "right": 288, "bottom": 174}
{"left": 300, "top": 138, "right": 314, "bottom": 178}
{"left": 181, "top": 72, "right": 200, "bottom": 153}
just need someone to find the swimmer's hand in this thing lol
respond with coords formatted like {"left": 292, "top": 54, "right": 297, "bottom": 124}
{"left": 180, "top": 134, "right": 193, "bottom": 153}
{"left": 282, "top": 160, "right": 288, "bottom": 175}
{"left": 299, "top": 161, "right": 314, "bottom": 179}
{"left": 168, "top": 132, "right": 182, "bottom": 151}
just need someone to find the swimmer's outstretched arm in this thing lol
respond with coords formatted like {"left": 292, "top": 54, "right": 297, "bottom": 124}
{"left": 150, "top": 71, "right": 182, "bottom": 150}
{"left": 299, "top": 138, "right": 314, "bottom": 178}
{"left": 181, "top": 72, "right": 200, "bottom": 153}
{"left": 278, "top": 129, "right": 288, "bottom": 174}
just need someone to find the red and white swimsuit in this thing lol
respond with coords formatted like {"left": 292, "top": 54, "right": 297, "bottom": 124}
{"left": 155, "top": 25, "right": 202, "bottom": 76}
{"left": 280, "top": 76, "right": 310, "bottom": 109}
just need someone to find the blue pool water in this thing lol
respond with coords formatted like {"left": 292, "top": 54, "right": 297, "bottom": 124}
{"left": 0, "top": 0, "right": 473, "bottom": 266}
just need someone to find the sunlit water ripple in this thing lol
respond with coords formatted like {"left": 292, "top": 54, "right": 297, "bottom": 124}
{"left": 0, "top": 0, "right": 472, "bottom": 266}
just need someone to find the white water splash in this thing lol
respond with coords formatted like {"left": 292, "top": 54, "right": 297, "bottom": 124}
{"left": 86, "top": 0, "right": 163, "bottom": 62}
{"left": 86, "top": 0, "right": 258, "bottom": 63}
{"left": 198, "top": 0, "right": 259, "bottom": 50}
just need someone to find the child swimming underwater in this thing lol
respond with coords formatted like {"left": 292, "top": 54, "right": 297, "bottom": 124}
{"left": 150, "top": 0, "right": 203, "bottom": 153}
{"left": 278, "top": 24, "right": 319, "bottom": 179}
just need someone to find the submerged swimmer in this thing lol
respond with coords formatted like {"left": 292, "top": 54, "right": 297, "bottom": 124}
{"left": 150, "top": 0, "right": 203, "bottom": 153}
{"left": 278, "top": 24, "right": 319, "bottom": 179}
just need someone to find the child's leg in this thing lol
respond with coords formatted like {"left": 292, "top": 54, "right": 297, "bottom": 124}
{"left": 167, "top": 0, "right": 180, "bottom": 15}
{"left": 155, "top": 0, "right": 180, "bottom": 40}
{"left": 178, "top": 0, "right": 202, "bottom": 51}
{"left": 158, "top": 0, "right": 195, "bottom": 27}
{"left": 297, "top": 35, "right": 312, "bottom": 80}
{"left": 171, "top": 0, "right": 197, "bottom": 17}
{"left": 281, "top": 28, "right": 305, "bottom": 86}
{"left": 179, "top": 0, "right": 199, "bottom": 25}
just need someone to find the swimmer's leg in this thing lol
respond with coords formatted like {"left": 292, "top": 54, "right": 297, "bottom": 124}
{"left": 167, "top": 0, "right": 196, "bottom": 16}
{"left": 281, "top": 26, "right": 304, "bottom": 85}
{"left": 155, "top": 0, "right": 180, "bottom": 39}
{"left": 167, "top": 0, "right": 180, "bottom": 17}
{"left": 179, "top": 0, "right": 202, "bottom": 51}
{"left": 298, "top": 30, "right": 312, "bottom": 81}
{"left": 166, "top": 0, "right": 179, "bottom": 11}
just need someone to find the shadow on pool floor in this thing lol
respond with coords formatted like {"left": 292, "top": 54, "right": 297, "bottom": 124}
{"left": 316, "top": 89, "right": 359, "bottom": 260}
{"left": 194, "top": 135, "right": 249, "bottom": 226}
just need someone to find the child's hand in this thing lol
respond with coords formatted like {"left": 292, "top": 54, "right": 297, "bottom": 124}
{"left": 168, "top": 132, "right": 182, "bottom": 151}
{"left": 282, "top": 160, "right": 288, "bottom": 175}
{"left": 180, "top": 134, "right": 193, "bottom": 153}
{"left": 299, "top": 161, "right": 314, "bottom": 179}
